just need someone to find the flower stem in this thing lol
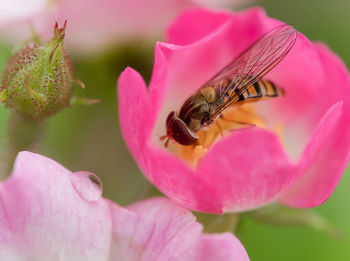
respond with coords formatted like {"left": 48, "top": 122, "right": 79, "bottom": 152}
{"left": 194, "top": 212, "right": 241, "bottom": 234}
{"left": 1, "top": 112, "right": 45, "bottom": 179}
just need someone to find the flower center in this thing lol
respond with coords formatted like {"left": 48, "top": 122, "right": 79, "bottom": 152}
{"left": 168, "top": 102, "right": 282, "bottom": 168}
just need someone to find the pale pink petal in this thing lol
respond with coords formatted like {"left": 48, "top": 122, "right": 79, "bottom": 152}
{"left": 0, "top": 0, "right": 47, "bottom": 24}
{"left": 195, "top": 233, "right": 249, "bottom": 261}
{"left": 0, "top": 152, "right": 111, "bottom": 260}
{"left": 1, "top": 0, "right": 248, "bottom": 53}
{"left": 0, "top": 152, "right": 250, "bottom": 260}
{"left": 109, "top": 197, "right": 249, "bottom": 261}
{"left": 193, "top": 0, "right": 248, "bottom": 9}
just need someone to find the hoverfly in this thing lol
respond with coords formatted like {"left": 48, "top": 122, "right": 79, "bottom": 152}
{"left": 163, "top": 24, "right": 297, "bottom": 147}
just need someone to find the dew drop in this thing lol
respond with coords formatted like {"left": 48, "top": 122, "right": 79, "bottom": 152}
{"left": 70, "top": 171, "right": 103, "bottom": 202}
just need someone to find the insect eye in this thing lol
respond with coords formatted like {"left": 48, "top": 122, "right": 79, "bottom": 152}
{"left": 166, "top": 111, "right": 176, "bottom": 125}
{"left": 171, "top": 118, "right": 198, "bottom": 145}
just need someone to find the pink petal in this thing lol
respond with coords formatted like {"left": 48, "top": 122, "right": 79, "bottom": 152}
{"left": 117, "top": 67, "right": 154, "bottom": 160}
{"left": 166, "top": 8, "right": 231, "bottom": 45}
{"left": 280, "top": 104, "right": 350, "bottom": 207}
{"left": 109, "top": 197, "right": 249, "bottom": 261}
{"left": 279, "top": 41, "right": 350, "bottom": 206}
{"left": 197, "top": 128, "right": 296, "bottom": 212}
{"left": 0, "top": 152, "right": 111, "bottom": 260}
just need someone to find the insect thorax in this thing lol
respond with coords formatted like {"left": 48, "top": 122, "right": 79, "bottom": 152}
{"left": 179, "top": 86, "right": 219, "bottom": 132}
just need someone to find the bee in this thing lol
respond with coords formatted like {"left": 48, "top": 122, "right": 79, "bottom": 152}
{"left": 163, "top": 24, "right": 297, "bottom": 147}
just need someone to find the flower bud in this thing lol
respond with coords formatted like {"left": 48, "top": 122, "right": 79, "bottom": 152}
{"left": 0, "top": 21, "right": 74, "bottom": 119}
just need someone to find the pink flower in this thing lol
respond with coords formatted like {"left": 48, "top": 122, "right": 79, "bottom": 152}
{"left": 0, "top": 151, "right": 249, "bottom": 260}
{"left": 117, "top": 8, "right": 350, "bottom": 213}
{"left": 0, "top": 0, "right": 243, "bottom": 53}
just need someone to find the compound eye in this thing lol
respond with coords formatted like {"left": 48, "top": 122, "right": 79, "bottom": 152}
{"left": 171, "top": 118, "right": 198, "bottom": 145}
{"left": 166, "top": 111, "right": 176, "bottom": 126}
{"left": 166, "top": 111, "right": 176, "bottom": 137}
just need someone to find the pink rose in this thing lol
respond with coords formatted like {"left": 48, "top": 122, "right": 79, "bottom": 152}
{"left": 0, "top": 151, "right": 249, "bottom": 260}
{"left": 117, "top": 8, "right": 350, "bottom": 213}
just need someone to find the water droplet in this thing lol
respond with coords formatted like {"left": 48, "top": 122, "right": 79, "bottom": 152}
{"left": 70, "top": 171, "right": 103, "bottom": 202}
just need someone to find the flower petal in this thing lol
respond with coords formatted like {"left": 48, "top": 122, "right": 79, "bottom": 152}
{"left": 0, "top": 0, "right": 47, "bottom": 24}
{"left": 280, "top": 102, "right": 350, "bottom": 207}
{"left": 195, "top": 233, "right": 249, "bottom": 261}
{"left": 109, "top": 197, "right": 249, "bottom": 261}
{"left": 0, "top": 152, "right": 111, "bottom": 260}
{"left": 166, "top": 8, "right": 231, "bottom": 45}
{"left": 279, "top": 40, "right": 350, "bottom": 206}
{"left": 197, "top": 128, "right": 296, "bottom": 212}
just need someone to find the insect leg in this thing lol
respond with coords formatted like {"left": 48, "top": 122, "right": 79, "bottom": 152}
{"left": 220, "top": 114, "right": 256, "bottom": 128}
{"left": 216, "top": 120, "right": 224, "bottom": 138}
{"left": 160, "top": 135, "right": 170, "bottom": 148}
{"left": 164, "top": 138, "right": 170, "bottom": 148}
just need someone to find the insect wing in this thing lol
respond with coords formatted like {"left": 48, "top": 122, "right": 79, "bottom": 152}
{"left": 207, "top": 24, "right": 297, "bottom": 118}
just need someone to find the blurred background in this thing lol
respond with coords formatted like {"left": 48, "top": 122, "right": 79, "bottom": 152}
{"left": 0, "top": 0, "right": 349, "bottom": 260}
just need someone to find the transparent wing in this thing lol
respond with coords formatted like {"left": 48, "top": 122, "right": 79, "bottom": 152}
{"left": 205, "top": 24, "right": 297, "bottom": 118}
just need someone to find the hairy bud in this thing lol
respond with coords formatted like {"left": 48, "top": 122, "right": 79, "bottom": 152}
{"left": 0, "top": 21, "right": 74, "bottom": 119}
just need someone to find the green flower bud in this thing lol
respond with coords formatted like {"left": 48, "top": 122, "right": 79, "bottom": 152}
{"left": 0, "top": 21, "right": 74, "bottom": 120}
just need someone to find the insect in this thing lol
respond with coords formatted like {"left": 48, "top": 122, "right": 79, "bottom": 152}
{"left": 163, "top": 24, "right": 297, "bottom": 147}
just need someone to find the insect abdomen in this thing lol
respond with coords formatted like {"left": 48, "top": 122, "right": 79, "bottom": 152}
{"left": 235, "top": 79, "right": 283, "bottom": 103}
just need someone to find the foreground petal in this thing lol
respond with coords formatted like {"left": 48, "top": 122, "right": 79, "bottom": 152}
{"left": 0, "top": 152, "right": 111, "bottom": 260}
{"left": 110, "top": 197, "right": 249, "bottom": 261}
{"left": 0, "top": 152, "right": 250, "bottom": 260}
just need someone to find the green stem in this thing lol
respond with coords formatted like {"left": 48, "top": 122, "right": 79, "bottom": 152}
{"left": 246, "top": 204, "right": 341, "bottom": 239}
{"left": 195, "top": 212, "right": 241, "bottom": 234}
{"left": 1, "top": 112, "right": 45, "bottom": 179}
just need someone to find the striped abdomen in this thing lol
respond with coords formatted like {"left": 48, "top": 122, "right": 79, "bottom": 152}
{"left": 221, "top": 79, "right": 284, "bottom": 105}
{"left": 237, "top": 79, "right": 283, "bottom": 102}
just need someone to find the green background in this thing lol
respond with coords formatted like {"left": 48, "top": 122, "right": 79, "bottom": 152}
{"left": 0, "top": 0, "right": 349, "bottom": 260}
